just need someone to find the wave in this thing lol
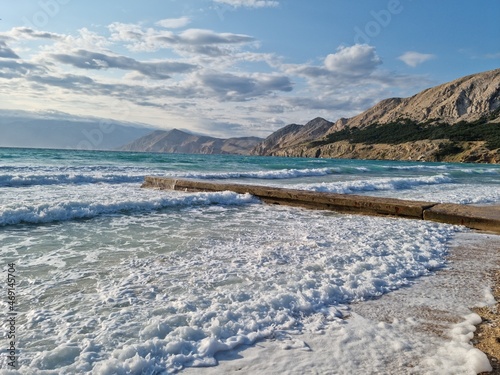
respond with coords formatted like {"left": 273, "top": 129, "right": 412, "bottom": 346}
{"left": 183, "top": 165, "right": 497, "bottom": 182}
{"left": 0, "top": 167, "right": 347, "bottom": 188}
{"left": 0, "top": 191, "right": 259, "bottom": 226}
{"left": 0, "top": 164, "right": 155, "bottom": 174}
{"left": 384, "top": 164, "right": 500, "bottom": 175}
{"left": 0, "top": 173, "right": 145, "bottom": 187}
{"left": 384, "top": 165, "right": 451, "bottom": 171}
{"left": 3, "top": 163, "right": 496, "bottom": 190}
{"left": 292, "top": 174, "right": 454, "bottom": 194}
{"left": 179, "top": 167, "right": 341, "bottom": 180}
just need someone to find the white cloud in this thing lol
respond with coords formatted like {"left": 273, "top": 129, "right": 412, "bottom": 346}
{"left": 50, "top": 49, "right": 197, "bottom": 80}
{"left": 324, "top": 44, "right": 382, "bottom": 76}
{"left": 108, "top": 23, "right": 144, "bottom": 43}
{"left": 177, "top": 29, "right": 254, "bottom": 45}
{"left": 0, "top": 59, "right": 42, "bottom": 79}
{"left": 398, "top": 51, "right": 435, "bottom": 67}
{"left": 213, "top": 0, "right": 279, "bottom": 8}
{"left": 0, "top": 41, "right": 20, "bottom": 59}
{"left": 0, "top": 27, "right": 65, "bottom": 41}
{"left": 276, "top": 44, "right": 434, "bottom": 122}
{"left": 193, "top": 71, "right": 292, "bottom": 101}
{"left": 108, "top": 23, "right": 255, "bottom": 55}
{"left": 156, "top": 17, "right": 191, "bottom": 29}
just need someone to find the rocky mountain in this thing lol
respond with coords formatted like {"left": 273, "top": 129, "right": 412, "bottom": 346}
{"left": 251, "top": 118, "right": 333, "bottom": 155}
{"left": 252, "top": 68, "right": 500, "bottom": 163}
{"left": 120, "top": 128, "right": 262, "bottom": 155}
{"left": 327, "top": 68, "right": 500, "bottom": 133}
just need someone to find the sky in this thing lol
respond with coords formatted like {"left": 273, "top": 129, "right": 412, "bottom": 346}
{"left": 0, "top": 0, "right": 499, "bottom": 138}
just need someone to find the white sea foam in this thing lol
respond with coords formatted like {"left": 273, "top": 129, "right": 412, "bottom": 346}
{"left": 423, "top": 313, "right": 492, "bottom": 374}
{"left": 0, "top": 173, "right": 145, "bottom": 187}
{"left": 375, "top": 183, "right": 500, "bottom": 204}
{"left": 384, "top": 164, "right": 452, "bottom": 171}
{"left": 290, "top": 174, "right": 453, "bottom": 194}
{"left": 0, "top": 190, "right": 258, "bottom": 226}
{"left": 0, "top": 167, "right": 344, "bottom": 188}
{"left": 178, "top": 167, "right": 341, "bottom": 180}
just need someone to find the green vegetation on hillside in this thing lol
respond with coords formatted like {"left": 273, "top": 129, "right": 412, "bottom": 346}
{"left": 311, "top": 112, "right": 500, "bottom": 150}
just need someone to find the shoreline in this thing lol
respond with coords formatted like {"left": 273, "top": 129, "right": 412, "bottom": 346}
{"left": 183, "top": 231, "right": 500, "bottom": 374}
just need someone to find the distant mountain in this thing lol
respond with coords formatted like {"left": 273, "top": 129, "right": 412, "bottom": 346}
{"left": 251, "top": 68, "right": 500, "bottom": 163}
{"left": 0, "top": 110, "right": 153, "bottom": 150}
{"left": 120, "top": 128, "right": 263, "bottom": 155}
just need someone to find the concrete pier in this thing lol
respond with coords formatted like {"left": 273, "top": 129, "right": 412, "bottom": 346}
{"left": 142, "top": 176, "right": 500, "bottom": 234}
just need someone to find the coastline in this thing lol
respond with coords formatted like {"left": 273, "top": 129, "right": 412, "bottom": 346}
{"left": 183, "top": 231, "right": 500, "bottom": 374}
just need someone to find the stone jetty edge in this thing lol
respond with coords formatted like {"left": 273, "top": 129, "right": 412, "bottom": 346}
{"left": 142, "top": 176, "right": 500, "bottom": 234}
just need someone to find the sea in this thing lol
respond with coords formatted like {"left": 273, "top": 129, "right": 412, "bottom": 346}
{"left": 1, "top": 147, "right": 500, "bottom": 374}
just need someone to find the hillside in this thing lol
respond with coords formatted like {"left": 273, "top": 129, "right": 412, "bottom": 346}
{"left": 120, "top": 128, "right": 262, "bottom": 155}
{"left": 251, "top": 68, "right": 500, "bottom": 163}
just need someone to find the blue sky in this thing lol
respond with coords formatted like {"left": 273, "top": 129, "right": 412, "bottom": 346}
{"left": 0, "top": 0, "right": 499, "bottom": 138}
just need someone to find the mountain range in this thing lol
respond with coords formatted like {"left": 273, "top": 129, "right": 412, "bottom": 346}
{"left": 121, "top": 68, "right": 500, "bottom": 163}
{"left": 120, "top": 128, "right": 262, "bottom": 155}
{"left": 250, "top": 68, "right": 500, "bottom": 163}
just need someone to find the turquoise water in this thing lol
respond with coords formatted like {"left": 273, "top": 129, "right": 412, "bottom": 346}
{"left": 0, "top": 147, "right": 499, "bottom": 374}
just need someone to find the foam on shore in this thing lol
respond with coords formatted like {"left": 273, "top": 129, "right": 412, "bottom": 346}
{"left": 182, "top": 232, "right": 499, "bottom": 375}
{"left": 0, "top": 205, "right": 461, "bottom": 374}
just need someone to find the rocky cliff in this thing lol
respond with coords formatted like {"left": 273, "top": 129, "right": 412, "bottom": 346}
{"left": 268, "top": 140, "right": 500, "bottom": 164}
{"left": 252, "top": 68, "right": 500, "bottom": 163}
{"left": 120, "top": 128, "right": 262, "bottom": 155}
